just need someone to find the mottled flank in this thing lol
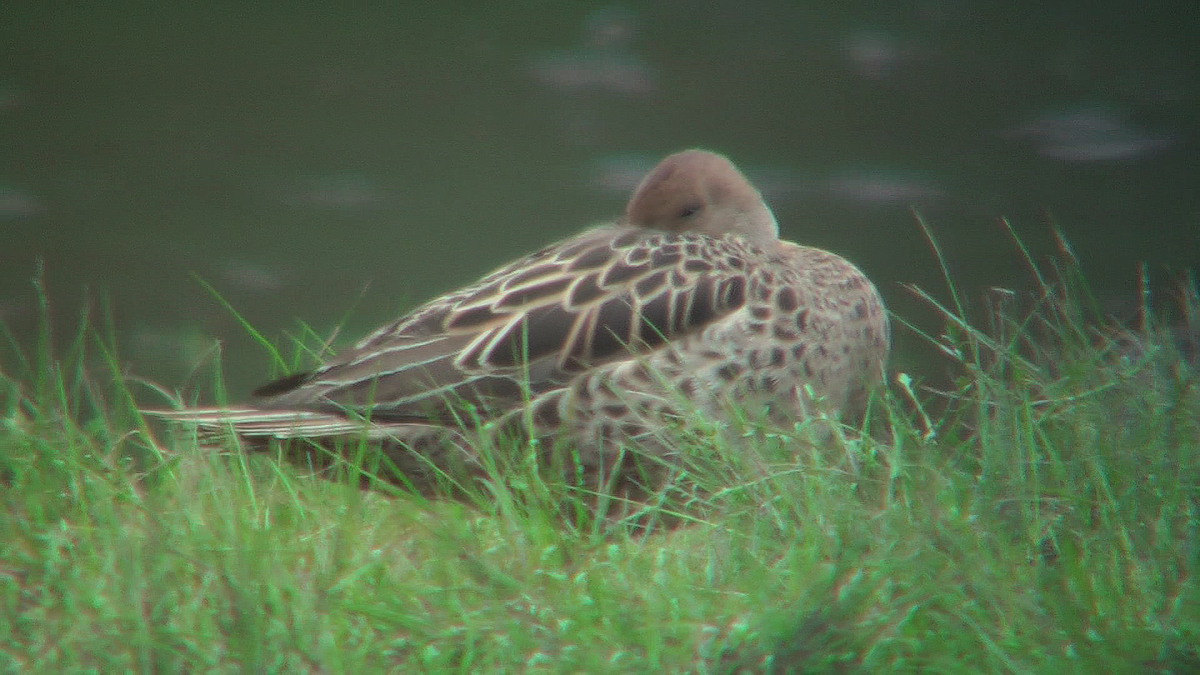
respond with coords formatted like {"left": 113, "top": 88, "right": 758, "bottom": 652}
{"left": 148, "top": 149, "right": 890, "bottom": 505}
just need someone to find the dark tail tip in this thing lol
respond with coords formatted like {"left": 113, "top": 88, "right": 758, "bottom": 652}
{"left": 252, "top": 371, "right": 313, "bottom": 398}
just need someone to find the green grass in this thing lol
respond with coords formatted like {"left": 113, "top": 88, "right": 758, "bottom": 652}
{"left": 1, "top": 235, "right": 1198, "bottom": 673}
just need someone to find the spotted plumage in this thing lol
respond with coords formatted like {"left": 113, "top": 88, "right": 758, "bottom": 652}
{"left": 148, "top": 149, "right": 889, "bottom": 501}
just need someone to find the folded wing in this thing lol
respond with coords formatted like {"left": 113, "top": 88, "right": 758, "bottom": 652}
{"left": 254, "top": 226, "right": 752, "bottom": 425}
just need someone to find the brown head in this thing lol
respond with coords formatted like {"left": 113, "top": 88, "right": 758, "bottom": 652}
{"left": 624, "top": 149, "right": 779, "bottom": 246}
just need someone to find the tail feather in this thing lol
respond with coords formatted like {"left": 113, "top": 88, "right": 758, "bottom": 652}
{"left": 143, "top": 407, "right": 412, "bottom": 441}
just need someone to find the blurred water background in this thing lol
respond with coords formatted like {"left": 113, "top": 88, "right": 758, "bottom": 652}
{"left": 2, "top": 3, "right": 1197, "bottom": 397}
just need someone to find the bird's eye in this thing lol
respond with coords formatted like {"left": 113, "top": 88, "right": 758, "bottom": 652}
{"left": 677, "top": 203, "right": 701, "bottom": 218}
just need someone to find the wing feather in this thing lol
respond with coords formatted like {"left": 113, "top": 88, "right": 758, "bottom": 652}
{"left": 254, "top": 226, "right": 753, "bottom": 424}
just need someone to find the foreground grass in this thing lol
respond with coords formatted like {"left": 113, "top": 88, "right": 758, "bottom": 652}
{"left": 2, "top": 249, "right": 1198, "bottom": 673}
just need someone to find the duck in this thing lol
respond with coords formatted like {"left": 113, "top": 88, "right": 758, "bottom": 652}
{"left": 149, "top": 149, "right": 890, "bottom": 505}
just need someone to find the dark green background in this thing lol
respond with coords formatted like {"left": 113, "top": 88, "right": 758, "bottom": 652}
{"left": 2, "top": 3, "right": 1197, "bottom": 395}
